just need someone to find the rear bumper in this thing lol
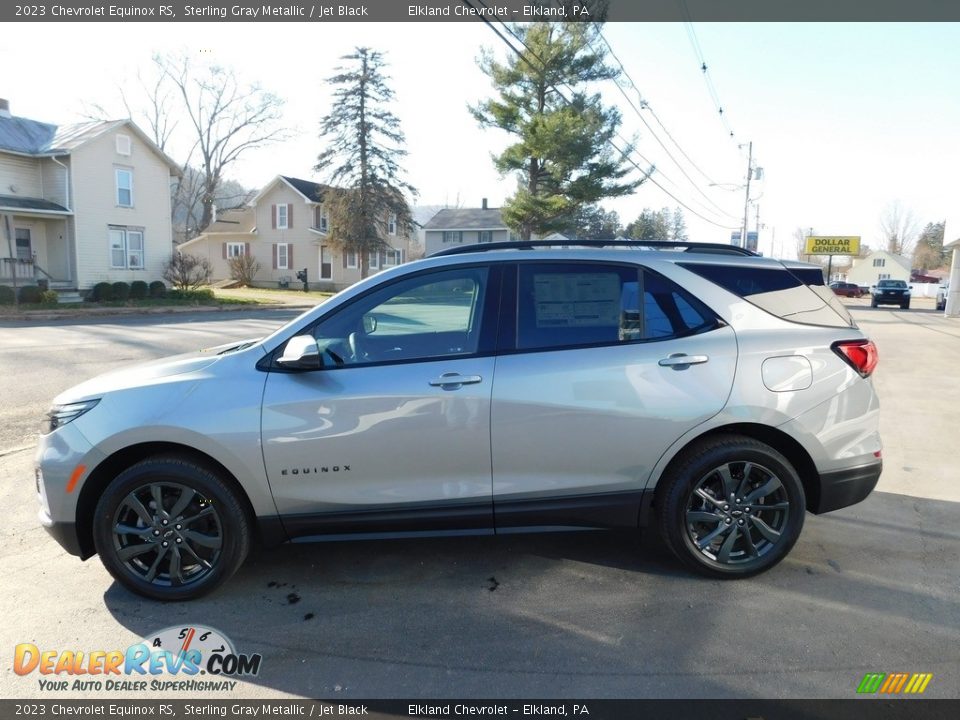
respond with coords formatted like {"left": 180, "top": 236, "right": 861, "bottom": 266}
{"left": 812, "top": 460, "right": 882, "bottom": 514}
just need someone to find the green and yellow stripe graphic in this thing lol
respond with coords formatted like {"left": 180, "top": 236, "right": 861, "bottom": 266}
{"left": 857, "top": 672, "right": 933, "bottom": 694}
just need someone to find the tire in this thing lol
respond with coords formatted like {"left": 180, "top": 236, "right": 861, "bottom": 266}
{"left": 870, "top": 300, "right": 878, "bottom": 308}
{"left": 93, "top": 456, "right": 250, "bottom": 601}
{"left": 656, "top": 435, "right": 806, "bottom": 579}
{"left": 900, "top": 301, "right": 910, "bottom": 310}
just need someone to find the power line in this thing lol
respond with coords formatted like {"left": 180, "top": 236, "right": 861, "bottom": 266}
{"left": 593, "top": 29, "right": 738, "bottom": 219}
{"left": 466, "top": 4, "right": 738, "bottom": 229}
{"left": 679, "top": 0, "right": 737, "bottom": 141}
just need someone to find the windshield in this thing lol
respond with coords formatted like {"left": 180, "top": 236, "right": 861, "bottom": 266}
{"left": 878, "top": 280, "right": 908, "bottom": 288}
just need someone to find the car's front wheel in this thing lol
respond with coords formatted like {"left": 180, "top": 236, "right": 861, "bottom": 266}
{"left": 656, "top": 435, "right": 806, "bottom": 578}
{"left": 93, "top": 456, "right": 250, "bottom": 601}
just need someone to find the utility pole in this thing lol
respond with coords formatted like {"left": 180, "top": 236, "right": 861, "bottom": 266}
{"left": 741, "top": 141, "right": 753, "bottom": 250}
{"left": 755, "top": 203, "right": 761, "bottom": 254}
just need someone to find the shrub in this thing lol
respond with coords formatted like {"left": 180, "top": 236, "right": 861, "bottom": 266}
{"left": 111, "top": 282, "right": 131, "bottom": 301}
{"left": 91, "top": 282, "right": 113, "bottom": 302}
{"left": 168, "top": 288, "right": 215, "bottom": 303}
{"left": 39, "top": 290, "right": 59, "bottom": 306}
{"left": 0, "top": 286, "right": 14, "bottom": 305}
{"left": 130, "top": 280, "right": 149, "bottom": 299}
{"left": 18, "top": 285, "right": 42, "bottom": 304}
{"left": 163, "top": 253, "right": 212, "bottom": 290}
{"left": 228, "top": 254, "right": 261, "bottom": 287}
{"left": 149, "top": 281, "right": 167, "bottom": 298}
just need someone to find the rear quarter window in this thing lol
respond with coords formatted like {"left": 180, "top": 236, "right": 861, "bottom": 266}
{"left": 679, "top": 262, "right": 855, "bottom": 328}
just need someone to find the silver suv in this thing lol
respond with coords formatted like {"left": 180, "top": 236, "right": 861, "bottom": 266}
{"left": 36, "top": 242, "right": 882, "bottom": 600}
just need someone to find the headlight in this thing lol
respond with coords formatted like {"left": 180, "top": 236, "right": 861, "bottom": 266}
{"left": 44, "top": 399, "right": 100, "bottom": 434}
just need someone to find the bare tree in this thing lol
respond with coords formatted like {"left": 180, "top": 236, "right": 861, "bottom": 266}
{"left": 156, "top": 53, "right": 289, "bottom": 232}
{"left": 879, "top": 201, "right": 920, "bottom": 257}
{"left": 163, "top": 253, "right": 212, "bottom": 290}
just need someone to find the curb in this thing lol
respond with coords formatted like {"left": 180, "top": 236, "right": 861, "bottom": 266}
{"left": 0, "top": 303, "right": 316, "bottom": 322}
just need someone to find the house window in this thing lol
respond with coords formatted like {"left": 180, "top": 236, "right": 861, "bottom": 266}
{"left": 277, "top": 243, "right": 290, "bottom": 270}
{"left": 115, "top": 169, "right": 133, "bottom": 207}
{"left": 116, "top": 134, "right": 131, "bottom": 156}
{"left": 478, "top": 231, "right": 493, "bottom": 243}
{"left": 277, "top": 204, "right": 289, "bottom": 229}
{"left": 15, "top": 229, "right": 32, "bottom": 260}
{"left": 346, "top": 251, "right": 358, "bottom": 269}
{"left": 316, "top": 207, "right": 328, "bottom": 232}
{"left": 508, "top": 231, "right": 520, "bottom": 242}
{"left": 320, "top": 246, "right": 332, "bottom": 279}
{"left": 369, "top": 251, "right": 380, "bottom": 270}
{"left": 227, "top": 242, "right": 245, "bottom": 258}
{"left": 388, "top": 213, "right": 397, "bottom": 235}
{"left": 109, "top": 227, "right": 144, "bottom": 269}
{"left": 384, "top": 249, "right": 404, "bottom": 267}
{"left": 443, "top": 231, "right": 463, "bottom": 244}
{"left": 873, "top": 258, "right": 886, "bottom": 267}
{"left": 878, "top": 273, "right": 891, "bottom": 280}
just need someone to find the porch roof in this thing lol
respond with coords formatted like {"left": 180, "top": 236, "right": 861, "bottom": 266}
{"left": 0, "top": 194, "right": 72, "bottom": 215}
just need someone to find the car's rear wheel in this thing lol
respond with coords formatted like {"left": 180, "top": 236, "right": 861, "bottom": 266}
{"left": 657, "top": 435, "right": 805, "bottom": 578}
{"left": 93, "top": 457, "right": 250, "bottom": 601}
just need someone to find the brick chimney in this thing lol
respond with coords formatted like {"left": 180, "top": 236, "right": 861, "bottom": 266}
{"left": 481, "top": 198, "right": 488, "bottom": 210}
{"left": 0, "top": 99, "right": 10, "bottom": 118}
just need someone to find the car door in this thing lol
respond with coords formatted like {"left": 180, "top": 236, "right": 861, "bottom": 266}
{"left": 490, "top": 261, "right": 738, "bottom": 529}
{"left": 261, "top": 264, "right": 501, "bottom": 537}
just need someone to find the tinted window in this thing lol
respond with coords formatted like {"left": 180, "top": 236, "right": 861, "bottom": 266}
{"left": 681, "top": 262, "right": 854, "bottom": 328}
{"left": 311, "top": 267, "right": 489, "bottom": 365}
{"left": 516, "top": 263, "right": 717, "bottom": 350}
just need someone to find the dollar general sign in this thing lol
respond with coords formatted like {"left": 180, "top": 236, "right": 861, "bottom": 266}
{"left": 805, "top": 236, "right": 861, "bottom": 255}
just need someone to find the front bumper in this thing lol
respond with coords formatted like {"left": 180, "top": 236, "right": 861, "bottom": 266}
{"left": 39, "top": 508, "right": 87, "bottom": 558}
{"left": 812, "top": 459, "right": 882, "bottom": 514}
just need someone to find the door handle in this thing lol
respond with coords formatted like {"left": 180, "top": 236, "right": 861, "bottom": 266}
{"left": 658, "top": 353, "right": 709, "bottom": 368}
{"left": 429, "top": 373, "right": 483, "bottom": 388}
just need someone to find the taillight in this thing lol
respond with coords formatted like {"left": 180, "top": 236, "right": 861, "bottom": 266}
{"left": 833, "top": 340, "right": 878, "bottom": 377}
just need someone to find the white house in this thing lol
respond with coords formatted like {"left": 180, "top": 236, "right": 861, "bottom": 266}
{"left": 0, "top": 98, "right": 180, "bottom": 292}
{"left": 845, "top": 250, "right": 911, "bottom": 287}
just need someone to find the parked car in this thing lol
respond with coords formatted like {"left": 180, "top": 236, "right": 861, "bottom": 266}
{"left": 36, "top": 241, "right": 882, "bottom": 600}
{"left": 936, "top": 282, "right": 949, "bottom": 311}
{"left": 870, "top": 279, "right": 911, "bottom": 309}
{"left": 829, "top": 281, "right": 863, "bottom": 298}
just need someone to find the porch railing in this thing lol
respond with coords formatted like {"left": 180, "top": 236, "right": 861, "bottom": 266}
{"left": 0, "top": 257, "right": 36, "bottom": 282}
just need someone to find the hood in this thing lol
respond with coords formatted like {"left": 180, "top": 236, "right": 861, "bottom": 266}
{"left": 53, "top": 340, "right": 263, "bottom": 404}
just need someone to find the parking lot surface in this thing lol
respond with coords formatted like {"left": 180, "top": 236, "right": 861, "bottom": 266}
{"left": 1, "top": 301, "right": 957, "bottom": 699}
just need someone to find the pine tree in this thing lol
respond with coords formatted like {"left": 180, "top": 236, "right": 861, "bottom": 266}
{"left": 315, "top": 48, "right": 416, "bottom": 278}
{"left": 472, "top": 23, "right": 641, "bottom": 240}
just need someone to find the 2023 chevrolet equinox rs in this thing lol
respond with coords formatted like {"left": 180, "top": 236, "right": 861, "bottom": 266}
{"left": 36, "top": 241, "right": 882, "bottom": 600}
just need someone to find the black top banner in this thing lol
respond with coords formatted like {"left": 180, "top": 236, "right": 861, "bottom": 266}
{"left": 5, "top": 0, "right": 960, "bottom": 23}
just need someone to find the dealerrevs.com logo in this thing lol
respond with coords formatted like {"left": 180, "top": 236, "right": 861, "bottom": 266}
{"left": 14, "top": 625, "right": 262, "bottom": 692}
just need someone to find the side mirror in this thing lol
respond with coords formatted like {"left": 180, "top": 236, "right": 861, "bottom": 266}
{"left": 277, "top": 335, "right": 322, "bottom": 370}
{"left": 362, "top": 314, "right": 378, "bottom": 334}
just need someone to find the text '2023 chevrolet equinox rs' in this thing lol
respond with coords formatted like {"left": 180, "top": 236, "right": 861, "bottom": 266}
{"left": 36, "top": 241, "right": 882, "bottom": 600}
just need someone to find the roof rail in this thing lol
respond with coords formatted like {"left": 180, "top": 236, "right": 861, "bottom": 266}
{"left": 429, "top": 239, "right": 758, "bottom": 258}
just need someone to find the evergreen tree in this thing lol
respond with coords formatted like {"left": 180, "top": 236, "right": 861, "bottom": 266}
{"left": 315, "top": 48, "right": 416, "bottom": 278}
{"left": 472, "top": 23, "right": 641, "bottom": 240}
{"left": 626, "top": 208, "right": 671, "bottom": 241}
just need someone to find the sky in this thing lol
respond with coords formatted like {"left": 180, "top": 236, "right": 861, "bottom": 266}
{"left": 3, "top": 21, "right": 959, "bottom": 259}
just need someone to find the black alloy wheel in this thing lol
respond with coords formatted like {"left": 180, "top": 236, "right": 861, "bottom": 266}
{"left": 94, "top": 457, "right": 250, "bottom": 601}
{"left": 657, "top": 435, "right": 805, "bottom": 578}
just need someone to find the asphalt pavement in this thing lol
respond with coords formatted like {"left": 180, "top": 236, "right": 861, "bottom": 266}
{"left": 0, "top": 301, "right": 957, "bottom": 700}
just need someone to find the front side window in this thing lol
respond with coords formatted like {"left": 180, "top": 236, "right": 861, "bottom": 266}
{"left": 227, "top": 242, "right": 245, "bottom": 258}
{"left": 478, "top": 231, "right": 493, "bottom": 243}
{"left": 109, "top": 227, "right": 144, "bottom": 269}
{"left": 443, "top": 231, "right": 463, "bottom": 244}
{"left": 277, "top": 243, "right": 290, "bottom": 269}
{"left": 277, "top": 204, "right": 289, "bottom": 229}
{"left": 318, "top": 207, "right": 328, "bottom": 232}
{"left": 115, "top": 169, "right": 133, "bottom": 207}
{"left": 369, "top": 251, "right": 380, "bottom": 270}
{"left": 346, "top": 251, "right": 358, "bottom": 269}
{"left": 388, "top": 213, "right": 397, "bottom": 235}
{"left": 310, "top": 266, "right": 490, "bottom": 367}
{"left": 384, "top": 249, "right": 403, "bottom": 267}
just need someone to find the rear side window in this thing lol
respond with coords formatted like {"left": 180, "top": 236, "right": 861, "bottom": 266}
{"left": 680, "top": 262, "right": 855, "bottom": 328}
{"left": 516, "top": 263, "right": 718, "bottom": 351}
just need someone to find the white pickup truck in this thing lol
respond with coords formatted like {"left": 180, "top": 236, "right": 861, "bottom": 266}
{"left": 936, "top": 282, "right": 949, "bottom": 311}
